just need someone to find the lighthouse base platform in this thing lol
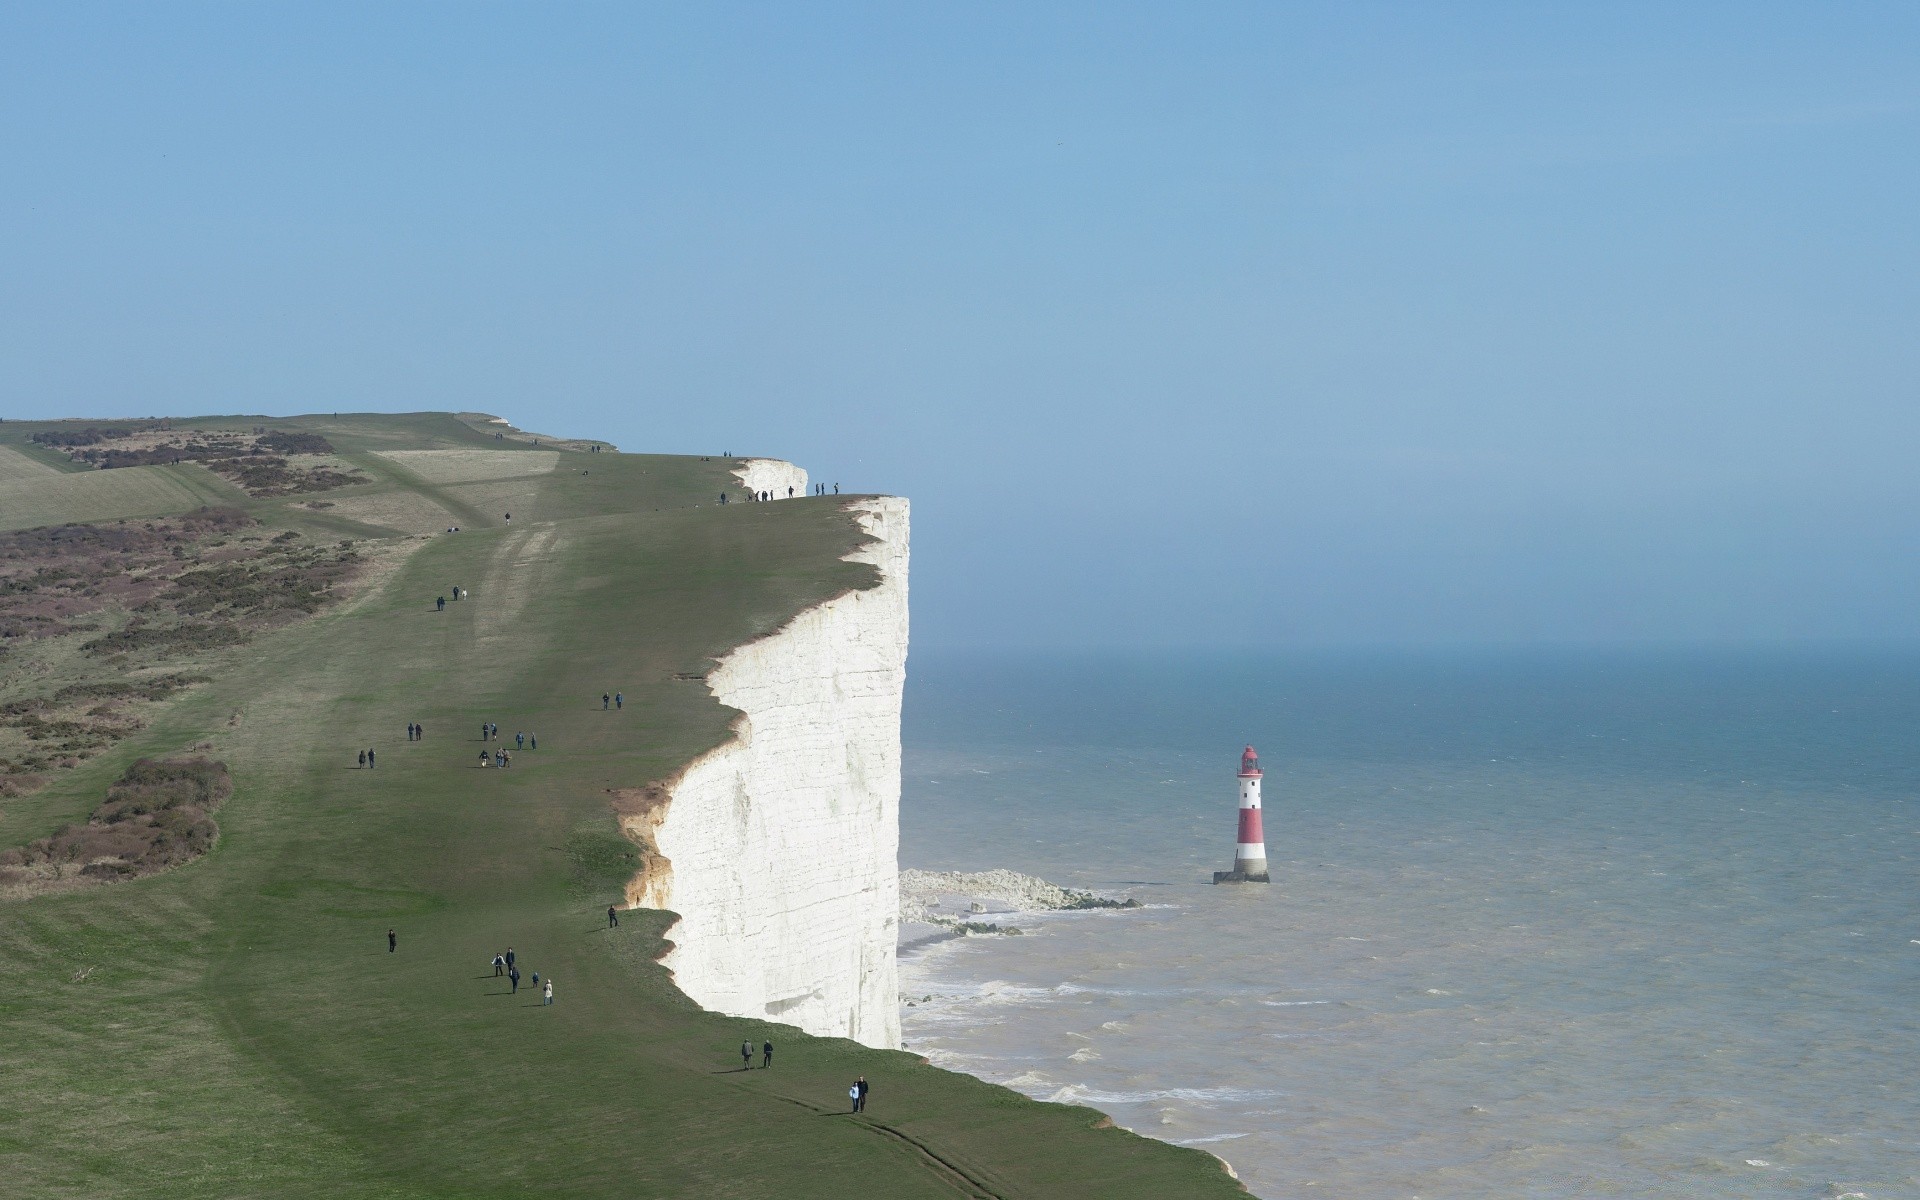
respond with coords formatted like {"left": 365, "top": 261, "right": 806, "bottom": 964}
{"left": 1212, "top": 869, "right": 1270, "bottom": 884}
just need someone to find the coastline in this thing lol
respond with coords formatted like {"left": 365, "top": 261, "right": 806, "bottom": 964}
{"left": 622, "top": 488, "right": 909, "bottom": 1048}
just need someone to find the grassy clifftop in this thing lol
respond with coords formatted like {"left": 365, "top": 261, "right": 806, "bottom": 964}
{"left": 0, "top": 413, "right": 1243, "bottom": 1199}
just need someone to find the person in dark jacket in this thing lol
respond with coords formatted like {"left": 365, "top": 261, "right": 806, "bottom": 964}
{"left": 387, "top": 928, "right": 396, "bottom": 952}
{"left": 607, "top": 906, "right": 619, "bottom": 928}
{"left": 509, "top": 967, "right": 520, "bottom": 993}
{"left": 855, "top": 1076, "right": 869, "bottom": 1112}
{"left": 762, "top": 1040, "right": 774, "bottom": 1068}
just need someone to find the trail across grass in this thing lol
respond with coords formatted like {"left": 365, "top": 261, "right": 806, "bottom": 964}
{"left": 0, "top": 414, "right": 1244, "bottom": 1199}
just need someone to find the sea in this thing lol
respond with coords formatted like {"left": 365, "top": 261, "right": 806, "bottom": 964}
{"left": 897, "top": 648, "right": 1920, "bottom": 1199}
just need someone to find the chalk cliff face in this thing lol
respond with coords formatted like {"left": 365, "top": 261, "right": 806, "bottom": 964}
{"left": 735, "top": 458, "right": 809, "bottom": 499}
{"left": 626, "top": 491, "right": 907, "bottom": 1049}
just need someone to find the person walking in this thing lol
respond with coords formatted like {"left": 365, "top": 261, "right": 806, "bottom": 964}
{"left": 762, "top": 1040, "right": 773, "bottom": 1068}
{"left": 741, "top": 1041, "right": 753, "bottom": 1070}
{"left": 387, "top": 928, "right": 396, "bottom": 953}
{"left": 529, "top": 733, "right": 537, "bottom": 749}
{"left": 480, "top": 722, "right": 488, "bottom": 742}
{"left": 493, "top": 953, "right": 505, "bottom": 977}
{"left": 358, "top": 750, "right": 366, "bottom": 768}
{"left": 515, "top": 731, "right": 524, "bottom": 749}
{"left": 607, "top": 905, "right": 619, "bottom": 928}
{"left": 478, "top": 751, "right": 490, "bottom": 768}
{"left": 505, "top": 947, "right": 515, "bottom": 971}
{"left": 416, "top": 722, "right": 424, "bottom": 741}
{"left": 849, "top": 1083, "right": 861, "bottom": 1113}
{"left": 855, "top": 1076, "right": 869, "bottom": 1112}
{"left": 437, "top": 596, "right": 446, "bottom": 611}
{"left": 602, "top": 693, "right": 610, "bottom": 710}
{"left": 543, "top": 980, "right": 553, "bottom": 1006}
{"left": 509, "top": 966, "right": 520, "bottom": 994}
{"left": 366, "top": 749, "right": 375, "bottom": 769}
{"left": 615, "top": 692, "right": 623, "bottom": 710}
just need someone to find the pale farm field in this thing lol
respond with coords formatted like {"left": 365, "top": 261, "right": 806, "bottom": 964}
{"left": 0, "top": 462, "right": 240, "bottom": 532}
{"left": 314, "top": 489, "right": 460, "bottom": 535}
{"left": 0, "top": 445, "right": 61, "bottom": 480}
{"left": 440, "top": 478, "right": 550, "bottom": 524}
{"left": 372, "top": 448, "right": 559, "bottom": 486}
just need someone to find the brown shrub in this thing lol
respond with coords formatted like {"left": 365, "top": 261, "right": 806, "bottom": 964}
{"left": 0, "top": 757, "right": 231, "bottom": 888}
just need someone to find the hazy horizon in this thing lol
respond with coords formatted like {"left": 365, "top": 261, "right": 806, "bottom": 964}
{"left": 5, "top": 4, "right": 1917, "bottom": 652}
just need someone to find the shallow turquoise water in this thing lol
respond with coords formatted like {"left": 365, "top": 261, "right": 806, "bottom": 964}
{"left": 898, "top": 649, "right": 1920, "bottom": 1199}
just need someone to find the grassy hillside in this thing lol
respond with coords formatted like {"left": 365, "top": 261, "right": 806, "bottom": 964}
{"left": 0, "top": 413, "right": 1243, "bottom": 1199}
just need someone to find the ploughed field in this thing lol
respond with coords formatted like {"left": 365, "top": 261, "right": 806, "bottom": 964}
{"left": 0, "top": 413, "right": 1241, "bottom": 1199}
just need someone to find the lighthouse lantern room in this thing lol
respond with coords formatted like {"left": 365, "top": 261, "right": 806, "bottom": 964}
{"left": 1213, "top": 744, "right": 1271, "bottom": 884}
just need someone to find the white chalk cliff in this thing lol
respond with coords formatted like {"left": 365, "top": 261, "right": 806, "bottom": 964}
{"left": 734, "top": 458, "right": 809, "bottom": 499}
{"left": 625, "top": 489, "right": 907, "bottom": 1049}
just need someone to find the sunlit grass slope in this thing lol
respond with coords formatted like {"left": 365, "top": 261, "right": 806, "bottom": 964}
{"left": 0, "top": 413, "right": 1243, "bottom": 1199}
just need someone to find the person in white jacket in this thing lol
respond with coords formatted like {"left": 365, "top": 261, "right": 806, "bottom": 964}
{"left": 543, "top": 980, "right": 553, "bottom": 1006}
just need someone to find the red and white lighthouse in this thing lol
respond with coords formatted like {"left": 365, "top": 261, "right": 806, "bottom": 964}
{"left": 1213, "top": 745, "right": 1271, "bottom": 884}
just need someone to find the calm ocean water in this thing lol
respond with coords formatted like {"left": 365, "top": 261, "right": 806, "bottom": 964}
{"left": 897, "top": 649, "right": 1920, "bottom": 1199}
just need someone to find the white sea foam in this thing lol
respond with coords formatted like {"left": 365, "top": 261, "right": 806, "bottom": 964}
{"left": 1046, "top": 1084, "right": 1286, "bottom": 1107}
{"left": 1176, "top": 1132, "right": 1250, "bottom": 1145}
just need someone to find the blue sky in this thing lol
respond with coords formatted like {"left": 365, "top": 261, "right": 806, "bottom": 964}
{"left": 4, "top": 3, "right": 1917, "bottom": 650}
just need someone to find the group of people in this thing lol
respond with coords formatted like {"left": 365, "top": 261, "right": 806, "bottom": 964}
{"left": 476, "top": 721, "right": 542, "bottom": 766}
{"left": 732, "top": 1042, "right": 872, "bottom": 1113}
{"left": 357, "top": 748, "right": 376, "bottom": 768}
{"left": 717, "top": 483, "right": 838, "bottom": 505}
{"left": 406, "top": 722, "right": 425, "bottom": 741}
{"left": 602, "top": 692, "right": 622, "bottom": 710}
{"left": 491, "top": 946, "right": 555, "bottom": 1005}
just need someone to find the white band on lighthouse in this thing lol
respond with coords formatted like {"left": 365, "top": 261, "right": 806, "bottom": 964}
{"left": 1216, "top": 745, "right": 1272, "bottom": 883}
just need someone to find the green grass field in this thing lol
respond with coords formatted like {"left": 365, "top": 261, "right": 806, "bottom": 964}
{"left": 0, "top": 414, "right": 1244, "bottom": 1199}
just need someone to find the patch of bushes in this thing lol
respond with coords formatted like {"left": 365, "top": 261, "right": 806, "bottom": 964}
{"left": 205, "top": 456, "right": 361, "bottom": 497}
{"left": 0, "top": 757, "right": 232, "bottom": 888}
{"left": 28, "top": 426, "right": 138, "bottom": 448}
{"left": 255, "top": 431, "right": 334, "bottom": 455}
{"left": 83, "top": 622, "right": 249, "bottom": 657}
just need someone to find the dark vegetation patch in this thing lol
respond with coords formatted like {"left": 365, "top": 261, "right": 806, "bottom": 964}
{"left": 0, "top": 674, "right": 208, "bottom": 775}
{"left": 206, "top": 454, "right": 361, "bottom": 497}
{"left": 0, "top": 757, "right": 232, "bottom": 894}
{"left": 41, "top": 427, "right": 363, "bottom": 497}
{"left": 27, "top": 424, "right": 161, "bottom": 448}
{"left": 0, "top": 509, "right": 363, "bottom": 791}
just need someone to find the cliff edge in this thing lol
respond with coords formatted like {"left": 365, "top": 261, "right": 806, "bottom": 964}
{"left": 626, "top": 490, "right": 907, "bottom": 1049}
